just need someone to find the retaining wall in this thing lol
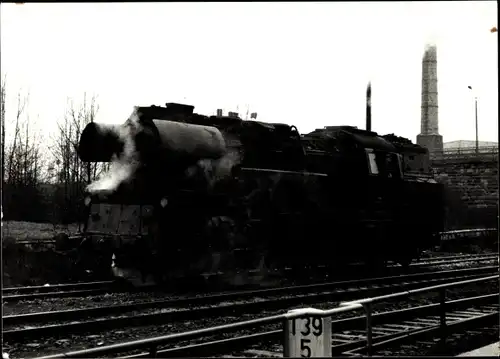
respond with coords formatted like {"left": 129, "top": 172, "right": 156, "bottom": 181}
{"left": 432, "top": 156, "right": 498, "bottom": 229}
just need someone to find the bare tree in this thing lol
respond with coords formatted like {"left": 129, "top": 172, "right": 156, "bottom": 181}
{"left": 6, "top": 92, "right": 27, "bottom": 184}
{"left": 49, "top": 93, "right": 105, "bottom": 224}
{"left": 2, "top": 83, "right": 104, "bottom": 224}
{"left": 2, "top": 86, "right": 47, "bottom": 221}
{"left": 1, "top": 75, "right": 6, "bottom": 186}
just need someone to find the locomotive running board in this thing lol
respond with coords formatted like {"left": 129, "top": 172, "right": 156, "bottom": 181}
{"left": 241, "top": 167, "right": 328, "bottom": 177}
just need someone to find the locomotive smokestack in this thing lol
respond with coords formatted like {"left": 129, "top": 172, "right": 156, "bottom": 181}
{"left": 78, "top": 123, "right": 125, "bottom": 162}
{"left": 366, "top": 82, "right": 372, "bottom": 131}
{"left": 85, "top": 108, "right": 143, "bottom": 194}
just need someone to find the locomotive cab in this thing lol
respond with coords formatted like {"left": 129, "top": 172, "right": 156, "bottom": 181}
{"left": 309, "top": 126, "right": 404, "bottom": 180}
{"left": 346, "top": 130, "right": 403, "bottom": 180}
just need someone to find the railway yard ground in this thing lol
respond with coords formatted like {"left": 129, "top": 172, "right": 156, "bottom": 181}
{"left": 1, "top": 221, "right": 79, "bottom": 241}
{"left": 2, "top": 223, "right": 499, "bottom": 358}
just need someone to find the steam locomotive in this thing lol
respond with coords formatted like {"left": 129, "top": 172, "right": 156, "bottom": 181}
{"left": 73, "top": 102, "right": 445, "bottom": 286}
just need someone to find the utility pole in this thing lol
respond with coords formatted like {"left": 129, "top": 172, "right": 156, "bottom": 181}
{"left": 468, "top": 85, "right": 479, "bottom": 153}
{"left": 467, "top": 27, "right": 498, "bottom": 154}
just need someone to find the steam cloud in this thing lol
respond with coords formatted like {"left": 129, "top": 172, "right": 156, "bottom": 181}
{"left": 86, "top": 109, "right": 240, "bottom": 193}
{"left": 188, "top": 149, "right": 241, "bottom": 188}
{"left": 86, "top": 107, "right": 142, "bottom": 194}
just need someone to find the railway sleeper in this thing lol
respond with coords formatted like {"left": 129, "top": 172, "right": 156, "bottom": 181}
{"left": 445, "top": 312, "right": 475, "bottom": 319}
{"left": 343, "top": 308, "right": 499, "bottom": 355}
{"left": 410, "top": 318, "right": 440, "bottom": 325}
{"left": 401, "top": 320, "right": 434, "bottom": 328}
{"left": 415, "top": 339, "right": 442, "bottom": 345}
{"left": 452, "top": 310, "right": 485, "bottom": 316}
{"left": 106, "top": 300, "right": 498, "bottom": 359}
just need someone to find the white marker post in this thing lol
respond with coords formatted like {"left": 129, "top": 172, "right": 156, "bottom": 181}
{"left": 284, "top": 308, "right": 332, "bottom": 357}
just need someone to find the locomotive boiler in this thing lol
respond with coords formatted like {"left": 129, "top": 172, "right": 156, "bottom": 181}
{"left": 74, "top": 102, "right": 445, "bottom": 286}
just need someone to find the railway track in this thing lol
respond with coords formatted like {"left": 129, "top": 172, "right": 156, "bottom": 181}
{"left": 25, "top": 277, "right": 499, "bottom": 359}
{"left": 141, "top": 294, "right": 499, "bottom": 358}
{"left": 310, "top": 253, "right": 498, "bottom": 272}
{"left": 412, "top": 253, "right": 498, "bottom": 265}
{"left": 3, "top": 265, "right": 498, "bottom": 343}
{"left": 2, "top": 280, "right": 116, "bottom": 297}
{"left": 3, "top": 253, "right": 497, "bottom": 303}
{"left": 1, "top": 281, "right": 130, "bottom": 302}
{"left": 381, "top": 253, "right": 498, "bottom": 271}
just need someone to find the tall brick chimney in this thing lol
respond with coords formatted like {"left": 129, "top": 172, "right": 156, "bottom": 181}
{"left": 417, "top": 44, "right": 443, "bottom": 157}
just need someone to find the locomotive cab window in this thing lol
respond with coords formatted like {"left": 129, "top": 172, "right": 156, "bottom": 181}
{"left": 365, "top": 149, "right": 402, "bottom": 179}
{"left": 385, "top": 153, "right": 403, "bottom": 179}
{"left": 365, "top": 149, "right": 379, "bottom": 175}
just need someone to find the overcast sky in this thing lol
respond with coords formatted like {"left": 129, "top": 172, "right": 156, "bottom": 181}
{"left": 1, "top": 1, "right": 498, "bottom": 145}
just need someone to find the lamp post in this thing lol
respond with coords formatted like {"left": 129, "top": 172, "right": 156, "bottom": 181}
{"left": 464, "top": 28, "right": 496, "bottom": 154}
{"left": 467, "top": 85, "right": 479, "bottom": 154}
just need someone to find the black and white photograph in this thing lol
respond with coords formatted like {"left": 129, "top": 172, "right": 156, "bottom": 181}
{"left": 1, "top": 1, "right": 498, "bottom": 358}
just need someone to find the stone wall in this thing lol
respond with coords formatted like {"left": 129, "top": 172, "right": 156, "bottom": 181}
{"left": 432, "top": 156, "right": 498, "bottom": 229}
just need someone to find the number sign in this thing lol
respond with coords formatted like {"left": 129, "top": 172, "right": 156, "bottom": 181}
{"left": 284, "top": 308, "right": 332, "bottom": 357}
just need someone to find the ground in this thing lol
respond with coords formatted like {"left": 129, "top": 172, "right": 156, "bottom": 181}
{"left": 1, "top": 221, "right": 79, "bottom": 241}
{"left": 2, "top": 221, "right": 81, "bottom": 287}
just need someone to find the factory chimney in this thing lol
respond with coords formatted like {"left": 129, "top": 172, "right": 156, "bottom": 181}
{"left": 416, "top": 44, "right": 443, "bottom": 156}
{"left": 366, "top": 82, "right": 372, "bottom": 131}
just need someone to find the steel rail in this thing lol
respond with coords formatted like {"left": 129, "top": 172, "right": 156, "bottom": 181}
{"left": 118, "top": 293, "right": 499, "bottom": 358}
{"left": 31, "top": 278, "right": 499, "bottom": 359}
{"left": 3, "top": 268, "right": 498, "bottom": 342}
{"left": 2, "top": 280, "right": 114, "bottom": 295}
{"left": 3, "top": 254, "right": 497, "bottom": 302}
{"left": 4, "top": 265, "right": 497, "bottom": 327}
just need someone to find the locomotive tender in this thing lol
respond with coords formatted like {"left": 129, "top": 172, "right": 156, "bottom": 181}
{"left": 75, "top": 102, "right": 445, "bottom": 286}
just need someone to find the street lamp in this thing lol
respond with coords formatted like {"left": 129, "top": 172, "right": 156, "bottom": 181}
{"left": 467, "top": 85, "right": 478, "bottom": 154}
{"left": 464, "top": 28, "right": 497, "bottom": 154}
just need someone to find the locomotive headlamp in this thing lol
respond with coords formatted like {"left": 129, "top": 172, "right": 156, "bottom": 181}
{"left": 84, "top": 196, "right": 91, "bottom": 206}
{"left": 160, "top": 198, "right": 168, "bottom": 208}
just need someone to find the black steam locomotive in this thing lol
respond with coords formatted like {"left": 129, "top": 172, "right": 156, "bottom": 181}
{"left": 74, "top": 102, "right": 445, "bottom": 286}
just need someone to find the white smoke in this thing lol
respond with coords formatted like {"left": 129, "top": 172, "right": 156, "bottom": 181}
{"left": 86, "top": 107, "right": 142, "bottom": 194}
{"left": 188, "top": 149, "right": 241, "bottom": 189}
